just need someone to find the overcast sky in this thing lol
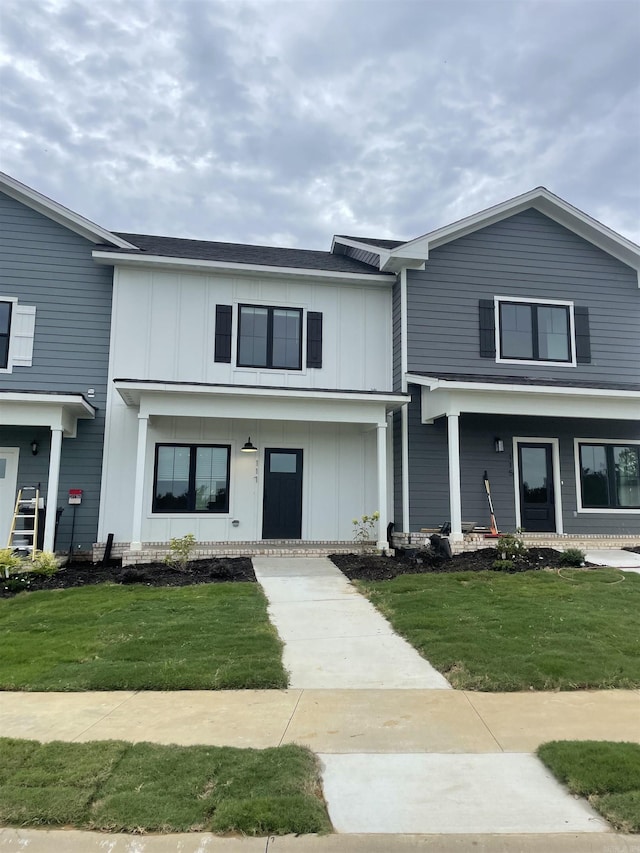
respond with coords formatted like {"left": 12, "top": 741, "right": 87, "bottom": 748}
{"left": 1, "top": 0, "right": 639, "bottom": 249}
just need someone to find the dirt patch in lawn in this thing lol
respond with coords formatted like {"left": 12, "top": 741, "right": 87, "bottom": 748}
{"left": 331, "top": 547, "right": 591, "bottom": 581}
{"left": 1, "top": 558, "right": 255, "bottom": 597}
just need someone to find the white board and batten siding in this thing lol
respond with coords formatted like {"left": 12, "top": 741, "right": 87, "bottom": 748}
{"left": 98, "top": 267, "right": 392, "bottom": 543}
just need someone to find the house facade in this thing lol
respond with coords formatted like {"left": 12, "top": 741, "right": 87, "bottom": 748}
{"left": 333, "top": 189, "right": 640, "bottom": 543}
{"left": 0, "top": 173, "right": 135, "bottom": 553}
{"left": 2, "top": 176, "right": 638, "bottom": 556}
{"left": 93, "top": 236, "right": 405, "bottom": 555}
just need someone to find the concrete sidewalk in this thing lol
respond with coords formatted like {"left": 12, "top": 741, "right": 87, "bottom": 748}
{"left": 1, "top": 688, "right": 638, "bottom": 752}
{"left": 252, "top": 556, "right": 450, "bottom": 688}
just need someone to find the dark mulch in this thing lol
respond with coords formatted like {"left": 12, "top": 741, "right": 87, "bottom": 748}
{"left": 1, "top": 558, "right": 256, "bottom": 597}
{"left": 331, "top": 547, "right": 589, "bottom": 581}
{"left": 623, "top": 547, "right": 640, "bottom": 554}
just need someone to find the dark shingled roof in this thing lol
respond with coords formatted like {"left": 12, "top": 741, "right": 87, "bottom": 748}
{"left": 336, "top": 235, "right": 406, "bottom": 250}
{"left": 409, "top": 372, "right": 640, "bottom": 392}
{"left": 94, "top": 233, "right": 390, "bottom": 276}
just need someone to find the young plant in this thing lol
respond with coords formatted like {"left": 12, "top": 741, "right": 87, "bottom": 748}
{"left": 31, "top": 551, "right": 59, "bottom": 576}
{"left": 164, "top": 533, "right": 197, "bottom": 571}
{"left": 352, "top": 512, "right": 380, "bottom": 552}
{"left": 0, "top": 548, "right": 24, "bottom": 578}
{"left": 495, "top": 530, "right": 529, "bottom": 562}
{"left": 558, "top": 548, "right": 586, "bottom": 567}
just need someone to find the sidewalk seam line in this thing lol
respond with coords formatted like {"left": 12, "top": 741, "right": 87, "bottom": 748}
{"left": 278, "top": 689, "right": 304, "bottom": 746}
{"left": 462, "top": 691, "right": 505, "bottom": 753}
{"left": 71, "top": 690, "right": 140, "bottom": 742}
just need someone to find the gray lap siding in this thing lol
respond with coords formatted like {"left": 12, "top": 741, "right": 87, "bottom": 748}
{"left": 398, "top": 391, "right": 640, "bottom": 536}
{"left": 0, "top": 191, "right": 113, "bottom": 551}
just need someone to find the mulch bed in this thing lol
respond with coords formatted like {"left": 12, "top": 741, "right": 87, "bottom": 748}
{"left": 331, "top": 547, "right": 591, "bottom": 581}
{"left": 1, "top": 558, "right": 256, "bottom": 597}
{"left": 624, "top": 547, "right": 640, "bottom": 554}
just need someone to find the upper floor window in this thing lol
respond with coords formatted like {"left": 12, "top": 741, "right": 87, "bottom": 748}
{"left": 153, "top": 444, "right": 230, "bottom": 513}
{"left": 0, "top": 301, "right": 11, "bottom": 369}
{"left": 577, "top": 441, "right": 640, "bottom": 511}
{"left": 237, "top": 305, "right": 302, "bottom": 370}
{"left": 496, "top": 298, "right": 575, "bottom": 365}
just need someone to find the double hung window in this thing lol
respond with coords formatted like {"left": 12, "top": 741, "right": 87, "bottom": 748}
{"left": 498, "top": 300, "right": 572, "bottom": 363}
{"left": 237, "top": 305, "right": 302, "bottom": 370}
{"left": 153, "top": 444, "right": 230, "bottom": 513}
{"left": 0, "top": 301, "right": 11, "bottom": 369}
{"left": 578, "top": 442, "right": 640, "bottom": 510}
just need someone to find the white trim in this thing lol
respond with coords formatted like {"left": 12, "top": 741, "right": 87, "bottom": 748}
{"left": 407, "top": 373, "right": 640, "bottom": 399}
{"left": 513, "top": 437, "right": 563, "bottom": 534}
{"left": 448, "top": 414, "right": 463, "bottom": 542}
{"left": 376, "top": 423, "right": 389, "bottom": 550}
{"left": 386, "top": 187, "right": 640, "bottom": 273}
{"left": 43, "top": 428, "right": 63, "bottom": 552}
{"left": 400, "top": 268, "right": 408, "bottom": 392}
{"left": 573, "top": 438, "right": 640, "bottom": 515}
{"left": 92, "top": 250, "right": 396, "bottom": 284}
{"left": 0, "top": 171, "right": 136, "bottom": 249}
{"left": 401, "top": 403, "right": 410, "bottom": 532}
{"left": 494, "top": 295, "right": 577, "bottom": 368}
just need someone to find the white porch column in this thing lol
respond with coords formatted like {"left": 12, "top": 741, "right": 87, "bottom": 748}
{"left": 376, "top": 422, "right": 389, "bottom": 551}
{"left": 130, "top": 414, "right": 149, "bottom": 550}
{"left": 447, "top": 413, "right": 463, "bottom": 543}
{"left": 401, "top": 403, "right": 410, "bottom": 532}
{"left": 43, "top": 428, "right": 63, "bottom": 553}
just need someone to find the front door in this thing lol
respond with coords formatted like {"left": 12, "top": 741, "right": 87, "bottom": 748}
{"left": 0, "top": 448, "right": 19, "bottom": 547}
{"left": 262, "top": 449, "right": 303, "bottom": 539}
{"left": 517, "top": 442, "right": 556, "bottom": 532}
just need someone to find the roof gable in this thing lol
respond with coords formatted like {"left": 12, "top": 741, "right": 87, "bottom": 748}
{"left": 0, "top": 172, "right": 136, "bottom": 249}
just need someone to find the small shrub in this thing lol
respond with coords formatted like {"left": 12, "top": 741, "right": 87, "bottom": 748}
{"left": 31, "top": 551, "right": 59, "bottom": 576}
{"left": 496, "top": 530, "right": 528, "bottom": 561}
{"left": 2, "top": 575, "right": 33, "bottom": 593}
{"left": 558, "top": 548, "right": 586, "bottom": 567}
{"left": 352, "top": 512, "right": 380, "bottom": 552}
{"left": 492, "top": 559, "right": 515, "bottom": 572}
{"left": 0, "top": 548, "right": 23, "bottom": 577}
{"left": 164, "top": 533, "right": 197, "bottom": 571}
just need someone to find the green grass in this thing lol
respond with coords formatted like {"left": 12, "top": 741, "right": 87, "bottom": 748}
{"left": 0, "top": 583, "right": 287, "bottom": 690}
{"left": 357, "top": 568, "right": 640, "bottom": 690}
{"left": 0, "top": 738, "right": 331, "bottom": 835}
{"left": 538, "top": 741, "right": 640, "bottom": 833}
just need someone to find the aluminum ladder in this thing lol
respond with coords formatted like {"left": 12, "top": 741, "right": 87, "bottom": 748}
{"left": 6, "top": 487, "right": 40, "bottom": 559}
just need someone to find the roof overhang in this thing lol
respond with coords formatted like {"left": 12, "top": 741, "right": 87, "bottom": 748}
{"left": 0, "top": 392, "right": 96, "bottom": 437}
{"left": 93, "top": 251, "right": 396, "bottom": 285}
{"left": 114, "top": 380, "right": 408, "bottom": 424}
{"left": 382, "top": 188, "right": 640, "bottom": 279}
{"left": 406, "top": 374, "right": 640, "bottom": 423}
{"left": 0, "top": 172, "right": 137, "bottom": 249}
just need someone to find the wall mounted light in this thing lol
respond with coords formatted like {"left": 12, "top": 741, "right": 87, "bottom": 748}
{"left": 31, "top": 440, "right": 39, "bottom": 456}
{"left": 241, "top": 437, "right": 257, "bottom": 453}
{"left": 494, "top": 438, "right": 504, "bottom": 453}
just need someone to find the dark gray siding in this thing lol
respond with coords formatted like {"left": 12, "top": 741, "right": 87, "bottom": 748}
{"left": 406, "top": 398, "right": 640, "bottom": 535}
{"left": 0, "top": 191, "right": 113, "bottom": 550}
{"left": 392, "top": 277, "right": 401, "bottom": 391}
{"left": 407, "top": 209, "right": 640, "bottom": 383}
{"left": 392, "top": 410, "right": 402, "bottom": 529}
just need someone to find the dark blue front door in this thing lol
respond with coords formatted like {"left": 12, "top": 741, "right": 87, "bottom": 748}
{"left": 262, "top": 449, "right": 303, "bottom": 539}
{"left": 518, "top": 443, "right": 556, "bottom": 532}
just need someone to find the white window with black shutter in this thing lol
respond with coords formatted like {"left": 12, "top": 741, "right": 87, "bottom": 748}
{"left": 213, "top": 304, "right": 323, "bottom": 370}
{"left": 0, "top": 297, "right": 36, "bottom": 373}
{"left": 478, "top": 297, "right": 591, "bottom": 367}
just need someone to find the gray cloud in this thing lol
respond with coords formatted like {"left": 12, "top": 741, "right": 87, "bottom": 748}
{"left": 1, "top": 0, "right": 638, "bottom": 247}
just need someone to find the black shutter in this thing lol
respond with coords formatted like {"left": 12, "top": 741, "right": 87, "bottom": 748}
{"left": 214, "top": 305, "right": 232, "bottom": 363}
{"left": 479, "top": 299, "right": 496, "bottom": 358}
{"left": 574, "top": 306, "right": 591, "bottom": 364}
{"left": 306, "top": 311, "right": 323, "bottom": 368}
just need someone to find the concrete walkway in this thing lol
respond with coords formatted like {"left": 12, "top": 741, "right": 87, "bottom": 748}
{"left": 252, "top": 556, "right": 450, "bottom": 689}
{"left": 585, "top": 548, "right": 640, "bottom": 572}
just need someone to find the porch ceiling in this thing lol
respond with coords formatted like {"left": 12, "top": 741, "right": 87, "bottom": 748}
{"left": 406, "top": 375, "right": 640, "bottom": 423}
{"left": 114, "top": 379, "right": 408, "bottom": 425}
{"left": 0, "top": 392, "right": 95, "bottom": 437}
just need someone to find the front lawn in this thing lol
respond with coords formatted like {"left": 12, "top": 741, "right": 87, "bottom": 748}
{"left": 538, "top": 741, "right": 640, "bottom": 833}
{"left": 357, "top": 568, "right": 640, "bottom": 690}
{"left": 0, "top": 583, "right": 287, "bottom": 690}
{"left": 0, "top": 738, "right": 331, "bottom": 834}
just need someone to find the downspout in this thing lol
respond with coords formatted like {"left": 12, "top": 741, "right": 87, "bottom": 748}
{"left": 400, "top": 267, "right": 410, "bottom": 532}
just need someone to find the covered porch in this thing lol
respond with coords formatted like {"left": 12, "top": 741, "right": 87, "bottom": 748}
{"left": 99, "top": 381, "right": 408, "bottom": 557}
